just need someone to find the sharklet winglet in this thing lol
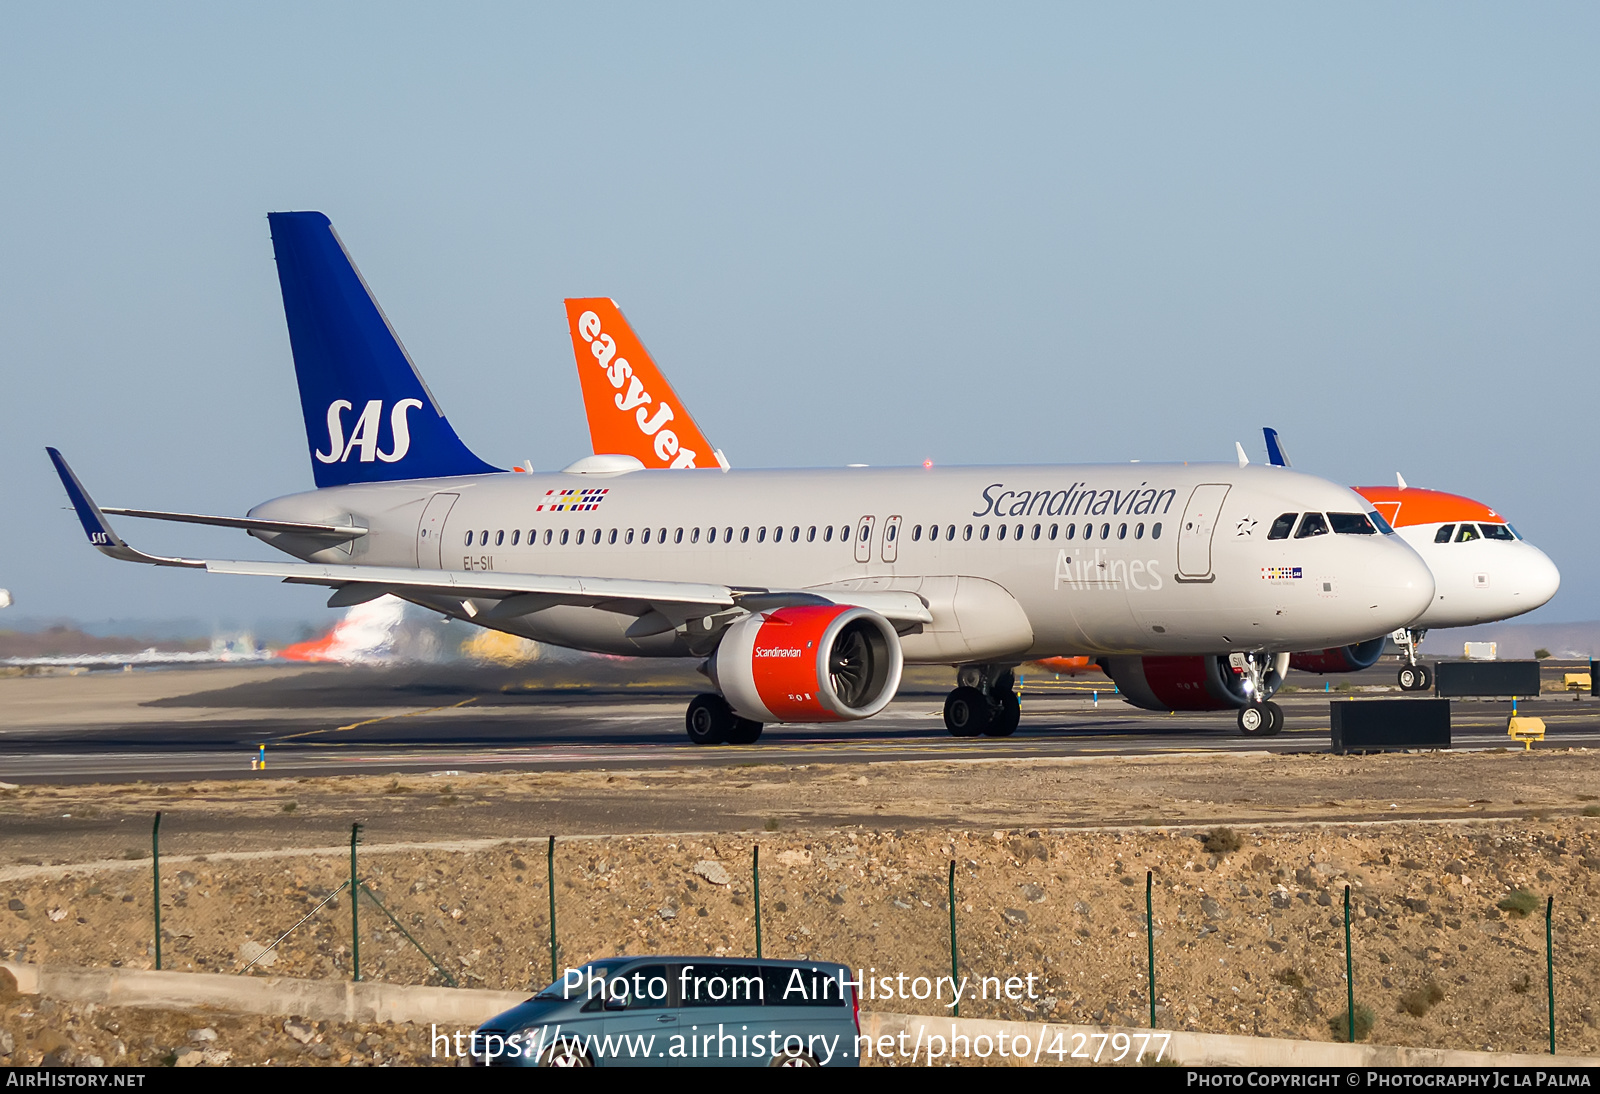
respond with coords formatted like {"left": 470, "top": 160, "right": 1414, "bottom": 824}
{"left": 46, "top": 449, "right": 205, "bottom": 568}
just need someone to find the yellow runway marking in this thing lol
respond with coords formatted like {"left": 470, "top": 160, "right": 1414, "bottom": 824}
{"left": 274, "top": 698, "right": 481, "bottom": 742}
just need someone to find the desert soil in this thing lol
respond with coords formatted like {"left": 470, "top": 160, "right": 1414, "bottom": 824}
{"left": 2, "top": 750, "right": 1600, "bottom": 1065}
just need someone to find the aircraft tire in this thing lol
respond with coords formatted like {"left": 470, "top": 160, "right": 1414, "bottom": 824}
{"left": 1399, "top": 666, "right": 1421, "bottom": 691}
{"left": 944, "top": 687, "right": 992, "bottom": 737}
{"left": 1415, "top": 665, "right": 1432, "bottom": 691}
{"left": 1237, "top": 703, "right": 1271, "bottom": 737}
{"left": 986, "top": 691, "right": 1021, "bottom": 737}
{"left": 725, "top": 717, "right": 764, "bottom": 745}
{"left": 686, "top": 693, "right": 733, "bottom": 745}
{"left": 1263, "top": 700, "right": 1284, "bottom": 736}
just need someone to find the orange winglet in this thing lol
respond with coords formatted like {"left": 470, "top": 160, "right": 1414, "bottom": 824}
{"left": 564, "top": 299, "right": 721, "bottom": 470}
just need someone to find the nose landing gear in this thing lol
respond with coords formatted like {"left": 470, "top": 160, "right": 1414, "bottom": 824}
{"left": 1237, "top": 701, "right": 1283, "bottom": 736}
{"left": 1234, "top": 651, "right": 1285, "bottom": 737}
{"left": 944, "top": 665, "right": 1020, "bottom": 737}
{"left": 1394, "top": 628, "right": 1433, "bottom": 691}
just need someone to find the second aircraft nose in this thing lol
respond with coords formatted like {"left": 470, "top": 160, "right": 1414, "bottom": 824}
{"left": 1367, "top": 536, "right": 1437, "bottom": 631}
{"left": 1509, "top": 543, "right": 1561, "bottom": 616}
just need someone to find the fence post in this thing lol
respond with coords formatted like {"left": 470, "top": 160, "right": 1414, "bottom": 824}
{"left": 350, "top": 823, "right": 362, "bottom": 982}
{"left": 1344, "top": 885, "right": 1354, "bottom": 1042}
{"left": 151, "top": 812, "right": 162, "bottom": 971}
{"left": 548, "top": 835, "right": 558, "bottom": 984}
{"left": 948, "top": 860, "right": 959, "bottom": 1018}
{"left": 753, "top": 845, "right": 762, "bottom": 959}
{"left": 1146, "top": 870, "right": 1156, "bottom": 1027}
{"left": 1546, "top": 896, "right": 1556, "bottom": 1055}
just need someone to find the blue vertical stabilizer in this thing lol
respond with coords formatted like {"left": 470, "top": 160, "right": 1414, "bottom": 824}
{"left": 268, "top": 211, "right": 501, "bottom": 487}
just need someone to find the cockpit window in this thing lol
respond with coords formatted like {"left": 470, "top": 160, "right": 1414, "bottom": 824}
{"left": 1479, "top": 523, "right": 1516, "bottom": 542}
{"left": 1294, "top": 512, "right": 1329, "bottom": 538}
{"left": 1328, "top": 512, "right": 1377, "bottom": 535}
{"left": 1267, "top": 513, "right": 1297, "bottom": 540}
{"left": 1507, "top": 524, "right": 1523, "bottom": 540}
{"left": 1434, "top": 524, "right": 1455, "bottom": 544}
{"left": 1455, "top": 524, "right": 1480, "bottom": 543}
{"left": 1368, "top": 510, "right": 1395, "bottom": 535}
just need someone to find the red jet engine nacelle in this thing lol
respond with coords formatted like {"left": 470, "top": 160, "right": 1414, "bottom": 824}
{"left": 710, "top": 604, "right": 903, "bottom": 723}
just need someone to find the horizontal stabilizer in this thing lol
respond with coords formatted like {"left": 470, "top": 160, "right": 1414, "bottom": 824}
{"left": 101, "top": 507, "right": 367, "bottom": 542}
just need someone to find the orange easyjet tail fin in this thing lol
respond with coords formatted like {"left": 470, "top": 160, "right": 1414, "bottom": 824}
{"left": 564, "top": 298, "right": 726, "bottom": 470}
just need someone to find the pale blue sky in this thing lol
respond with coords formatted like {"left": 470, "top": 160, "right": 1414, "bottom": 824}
{"left": 3, "top": 4, "right": 1596, "bottom": 630}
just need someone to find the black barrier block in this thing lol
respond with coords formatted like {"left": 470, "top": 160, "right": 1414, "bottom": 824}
{"left": 1434, "top": 660, "right": 1542, "bottom": 698}
{"left": 1591, "top": 659, "right": 1597, "bottom": 699}
{"left": 1330, "top": 699, "right": 1451, "bottom": 754}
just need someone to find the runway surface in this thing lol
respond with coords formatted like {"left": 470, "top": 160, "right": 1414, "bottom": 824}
{"left": 2, "top": 660, "right": 1596, "bottom": 784}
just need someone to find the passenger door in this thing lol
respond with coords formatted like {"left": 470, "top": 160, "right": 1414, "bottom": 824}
{"left": 416, "top": 492, "right": 458, "bottom": 569}
{"left": 1176, "top": 484, "right": 1229, "bottom": 582}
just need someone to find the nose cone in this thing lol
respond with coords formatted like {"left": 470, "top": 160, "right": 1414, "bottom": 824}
{"left": 1366, "top": 538, "right": 1437, "bottom": 631}
{"left": 1510, "top": 544, "right": 1561, "bottom": 616}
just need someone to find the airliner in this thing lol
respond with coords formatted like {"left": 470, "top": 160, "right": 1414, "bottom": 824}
{"left": 563, "top": 325, "right": 1560, "bottom": 706}
{"left": 49, "top": 212, "right": 1434, "bottom": 746}
{"left": 1262, "top": 429, "right": 1560, "bottom": 690}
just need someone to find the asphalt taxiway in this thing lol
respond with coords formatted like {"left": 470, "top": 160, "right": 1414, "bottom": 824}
{"left": 2, "top": 660, "right": 1596, "bottom": 784}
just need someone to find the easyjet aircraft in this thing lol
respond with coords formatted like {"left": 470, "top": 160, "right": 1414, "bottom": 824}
{"left": 565, "top": 298, "right": 728, "bottom": 473}
{"left": 1262, "top": 429, "right": 1560, "bottom": 691}
{"left": 50, "top": 212, "right": 1435, "bottom": 746}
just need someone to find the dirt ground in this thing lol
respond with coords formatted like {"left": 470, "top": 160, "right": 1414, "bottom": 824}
{"left": 0, "top": 975, "right": 442, "bottom": 1067}
{"left": 3, "top": 750, "right": 1600, "bottom": 1064}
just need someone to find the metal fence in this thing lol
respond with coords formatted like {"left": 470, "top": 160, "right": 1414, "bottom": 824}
{"left": 105, "top": 813, "right": 1584, "bottom": 1055}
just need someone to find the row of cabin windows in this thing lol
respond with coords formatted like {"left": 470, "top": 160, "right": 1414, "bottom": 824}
{"left": 466, "top": 525, "right": 854, "bottom": 548}
{"left": 1265, "top": 511, "right": 1389, "bottom": 540}
{"left": 463, "top": 520, "right": 1164, "bottom": 548}
{"left": 910, "top": 521, "right": 1162, "bottom": 543}
{"left": 1433, "top": 522, "right": 1519, "bottom": 544}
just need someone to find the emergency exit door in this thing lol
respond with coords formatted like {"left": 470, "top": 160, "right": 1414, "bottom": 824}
{"left": 854, "top": 515, "right": 876, "bottom": 564}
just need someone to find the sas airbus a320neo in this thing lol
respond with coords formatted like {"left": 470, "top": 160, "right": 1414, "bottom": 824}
{"left": 49, "top": 213, "right": 1434, "bottom": 744}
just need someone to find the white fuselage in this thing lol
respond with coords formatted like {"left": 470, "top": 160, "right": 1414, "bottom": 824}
{"left": 247, "top": 462, "right": 1435, "bottom": 662}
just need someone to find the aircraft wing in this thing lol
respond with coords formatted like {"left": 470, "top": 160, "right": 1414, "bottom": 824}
{"left": 48, "top": 448, "right": 930, "bottom": 636}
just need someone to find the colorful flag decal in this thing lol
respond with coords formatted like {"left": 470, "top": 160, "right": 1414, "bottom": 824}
{"left": 536, "top": 488, "right": 610, "bottom": 512}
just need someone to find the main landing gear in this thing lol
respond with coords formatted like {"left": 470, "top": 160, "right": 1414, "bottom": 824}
{"left": 944, "top": 665, "right": 1020, "bottom": 738}
{"left": 1394, "top": 628, "right": 1433, "bottom": 691}
{"left": 686, "top": 694, "right": 763, "bottom": 745}
{"left": 1235, "top": 651, "right": 1284, "bottom": 737}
